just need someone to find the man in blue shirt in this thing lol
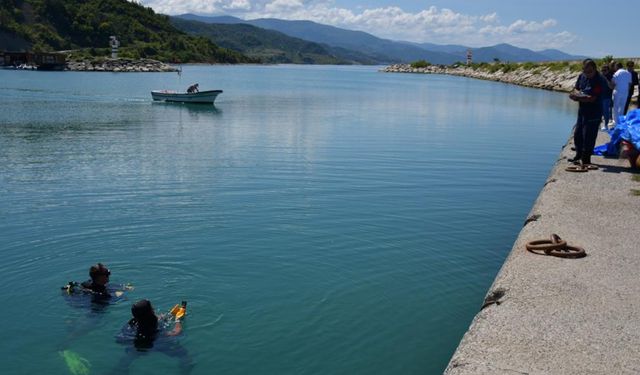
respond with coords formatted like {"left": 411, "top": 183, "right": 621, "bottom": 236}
{"left": 569, "top": 59, "right": 606, "bottom": 166}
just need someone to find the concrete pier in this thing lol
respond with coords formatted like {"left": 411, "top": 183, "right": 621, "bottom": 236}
{"left": 444, "top": 130, "right": 640, "bottom": 374}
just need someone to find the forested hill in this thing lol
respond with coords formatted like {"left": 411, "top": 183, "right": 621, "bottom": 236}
{"left": 171, "top": 18, "right": 353, "bottom": 65}
{"left": 0, "top": 0, "right": 254, "bottom": 63}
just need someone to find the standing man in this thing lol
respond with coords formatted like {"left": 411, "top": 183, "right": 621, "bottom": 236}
{"left": 569, "top": 59, "right": 606, "bottom": 166}
{"left": 624, "top": 61, "right": 638, "bottom": 114}
{"left": 600, "top": 64, "right": 614, "bottom": 130}
{"left": 612, "top": 62, "right": 631, "bottom": 125}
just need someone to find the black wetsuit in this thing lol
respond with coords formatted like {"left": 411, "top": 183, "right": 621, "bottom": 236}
{"left": 60, "top": 281, "right": 116, "bottom": 349}
{"left": 114, "top": 320, "right": 193, "bottom": 374}
{"left": 80, "top": 280, "right": 112, "bottom": 301}
{"left": 80, "top": 280, "right": 114, "bottom": 312}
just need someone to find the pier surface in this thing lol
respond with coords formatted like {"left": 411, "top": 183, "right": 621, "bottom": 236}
{"left": 445, "top": 130, "right": 640, "bottom": 375}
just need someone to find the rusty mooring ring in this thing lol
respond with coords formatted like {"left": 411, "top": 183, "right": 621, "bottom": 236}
{"left": 525, "top": 234, "right": 586, "bottom": 258}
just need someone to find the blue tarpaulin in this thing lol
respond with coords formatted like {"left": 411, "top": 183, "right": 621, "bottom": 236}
{"left": 594, "top": 109, "right": 640, "bottom": 156}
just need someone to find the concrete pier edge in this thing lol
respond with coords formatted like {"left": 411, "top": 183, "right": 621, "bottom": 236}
{"left": 443, "top": 127, "right": 640, "bottom": 374}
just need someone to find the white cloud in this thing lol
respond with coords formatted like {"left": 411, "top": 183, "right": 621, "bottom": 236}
{"left": 264, "top": 0, "right": 304, "bottom": 13}
{"left": 225, "top": 0, "right": 251, "bottom": 11}
{"left": 480, "top": 19, "right": 558, "bottom": 35}
{"left": 140, "top": 0, "right": 577, "bottom": 49}
{"left": 480, "top": 13, "right": 499, "bottom": 24}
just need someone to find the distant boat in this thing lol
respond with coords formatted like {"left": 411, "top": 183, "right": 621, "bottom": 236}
{"left": 17, "top": 63, "right": 37, "bottom": 70}
{"left": 151, "top": 90, "right": 223, "bottom": 104}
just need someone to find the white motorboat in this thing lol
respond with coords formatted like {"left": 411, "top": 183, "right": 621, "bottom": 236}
{"left": 151, "top": 89, "right": 223, "bottom": 104}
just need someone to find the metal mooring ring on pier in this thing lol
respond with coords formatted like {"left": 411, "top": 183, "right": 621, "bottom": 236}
{"left": 525, "top": 234, "right": 586, "bottom": 258}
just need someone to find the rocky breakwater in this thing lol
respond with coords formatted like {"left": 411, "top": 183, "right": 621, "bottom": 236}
{"left": 382, "top": 64, "right": 578, "bottom": 92}
{"left": 66, "top": 58, "right": 177, "bottom": 72}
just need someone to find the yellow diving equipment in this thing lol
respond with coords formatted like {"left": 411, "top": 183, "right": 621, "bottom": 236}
{"left": 169, "top": 301, "right": 187, "bottom": 320}
{"left": 59, "top": 350, "right": 90, "bottom": 375}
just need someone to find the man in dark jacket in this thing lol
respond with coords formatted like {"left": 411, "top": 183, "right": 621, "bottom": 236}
{"left": 569, "top": 59, "right": 607, "bottom": 166}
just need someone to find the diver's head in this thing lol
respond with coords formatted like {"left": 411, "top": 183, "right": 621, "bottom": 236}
{"left": 89, "top": 263, "right": 110, "bottom": 286}
{"left": 130, "top": 300, "right": 159, "bottom": 349}
{"left": 132, "top": 299, "right": 158, "bottom": 329}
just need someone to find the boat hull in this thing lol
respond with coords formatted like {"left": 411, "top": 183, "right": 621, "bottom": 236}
{"left": 151, "top": 90, "right": 222, "bottom": 104}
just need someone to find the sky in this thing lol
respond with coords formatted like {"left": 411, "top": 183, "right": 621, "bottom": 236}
{"left": 140, "top": 0, "right": 637, "bottom": 57}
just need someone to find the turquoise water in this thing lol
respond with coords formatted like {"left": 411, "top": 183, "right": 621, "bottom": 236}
{"left": 0, "top": 65, "right": 575, "bottom": 374}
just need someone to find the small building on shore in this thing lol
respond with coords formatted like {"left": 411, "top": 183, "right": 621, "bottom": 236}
{"left": 0, "top": 51, "right": 66, "bottom": 70}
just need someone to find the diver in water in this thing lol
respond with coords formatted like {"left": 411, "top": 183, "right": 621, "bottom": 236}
{"left": 112, "top": 299, "right": 193, "bottom": 374}
{"left": 59, "top": 263, "right": 133, "bottom": 375}
{"left": 129, "top": 299, "right": 182, "bottom": 346}
{"left": 62, "top": 263, "right": 132, "bottom": 302}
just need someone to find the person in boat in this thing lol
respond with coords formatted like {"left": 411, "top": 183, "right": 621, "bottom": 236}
{"left": 186, "top": 83, "right": 199, "bottom": 93}
{"left": 112, "top": 299, "right": 193, "bottom": 374}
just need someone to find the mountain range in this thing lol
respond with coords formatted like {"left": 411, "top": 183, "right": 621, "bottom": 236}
{"left": 170, "top": 18, "right": 376, "bottom": 64}
{"left": 177, "top": 13, "right": 585, "bottom": 65}
{"left": 0, "top": 0, "right": 585, "bottom": 66}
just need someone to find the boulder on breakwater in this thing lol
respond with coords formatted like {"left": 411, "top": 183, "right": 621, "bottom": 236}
{"left": 66, "top": 58, "right": 177, "bottom": 72}
{"left": 381, "top": 63, "right": 580, "bottom": 92}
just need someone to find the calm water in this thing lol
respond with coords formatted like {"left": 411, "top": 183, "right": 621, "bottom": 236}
{"left": 0, "top": 65, "right": 575, "bottom": 374}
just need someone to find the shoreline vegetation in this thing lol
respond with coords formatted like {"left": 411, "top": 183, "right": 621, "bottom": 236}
{"left": 382, "top": 60, "right": 640, "bottom": 99}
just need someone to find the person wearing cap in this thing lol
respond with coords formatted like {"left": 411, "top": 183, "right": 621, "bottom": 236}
{"left": 186, "top": 83, "right": 199, "bottom": 93}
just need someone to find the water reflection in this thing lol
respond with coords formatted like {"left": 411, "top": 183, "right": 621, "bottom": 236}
{"left": 151, "top": 101, "right": 222, "bottom": 115}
